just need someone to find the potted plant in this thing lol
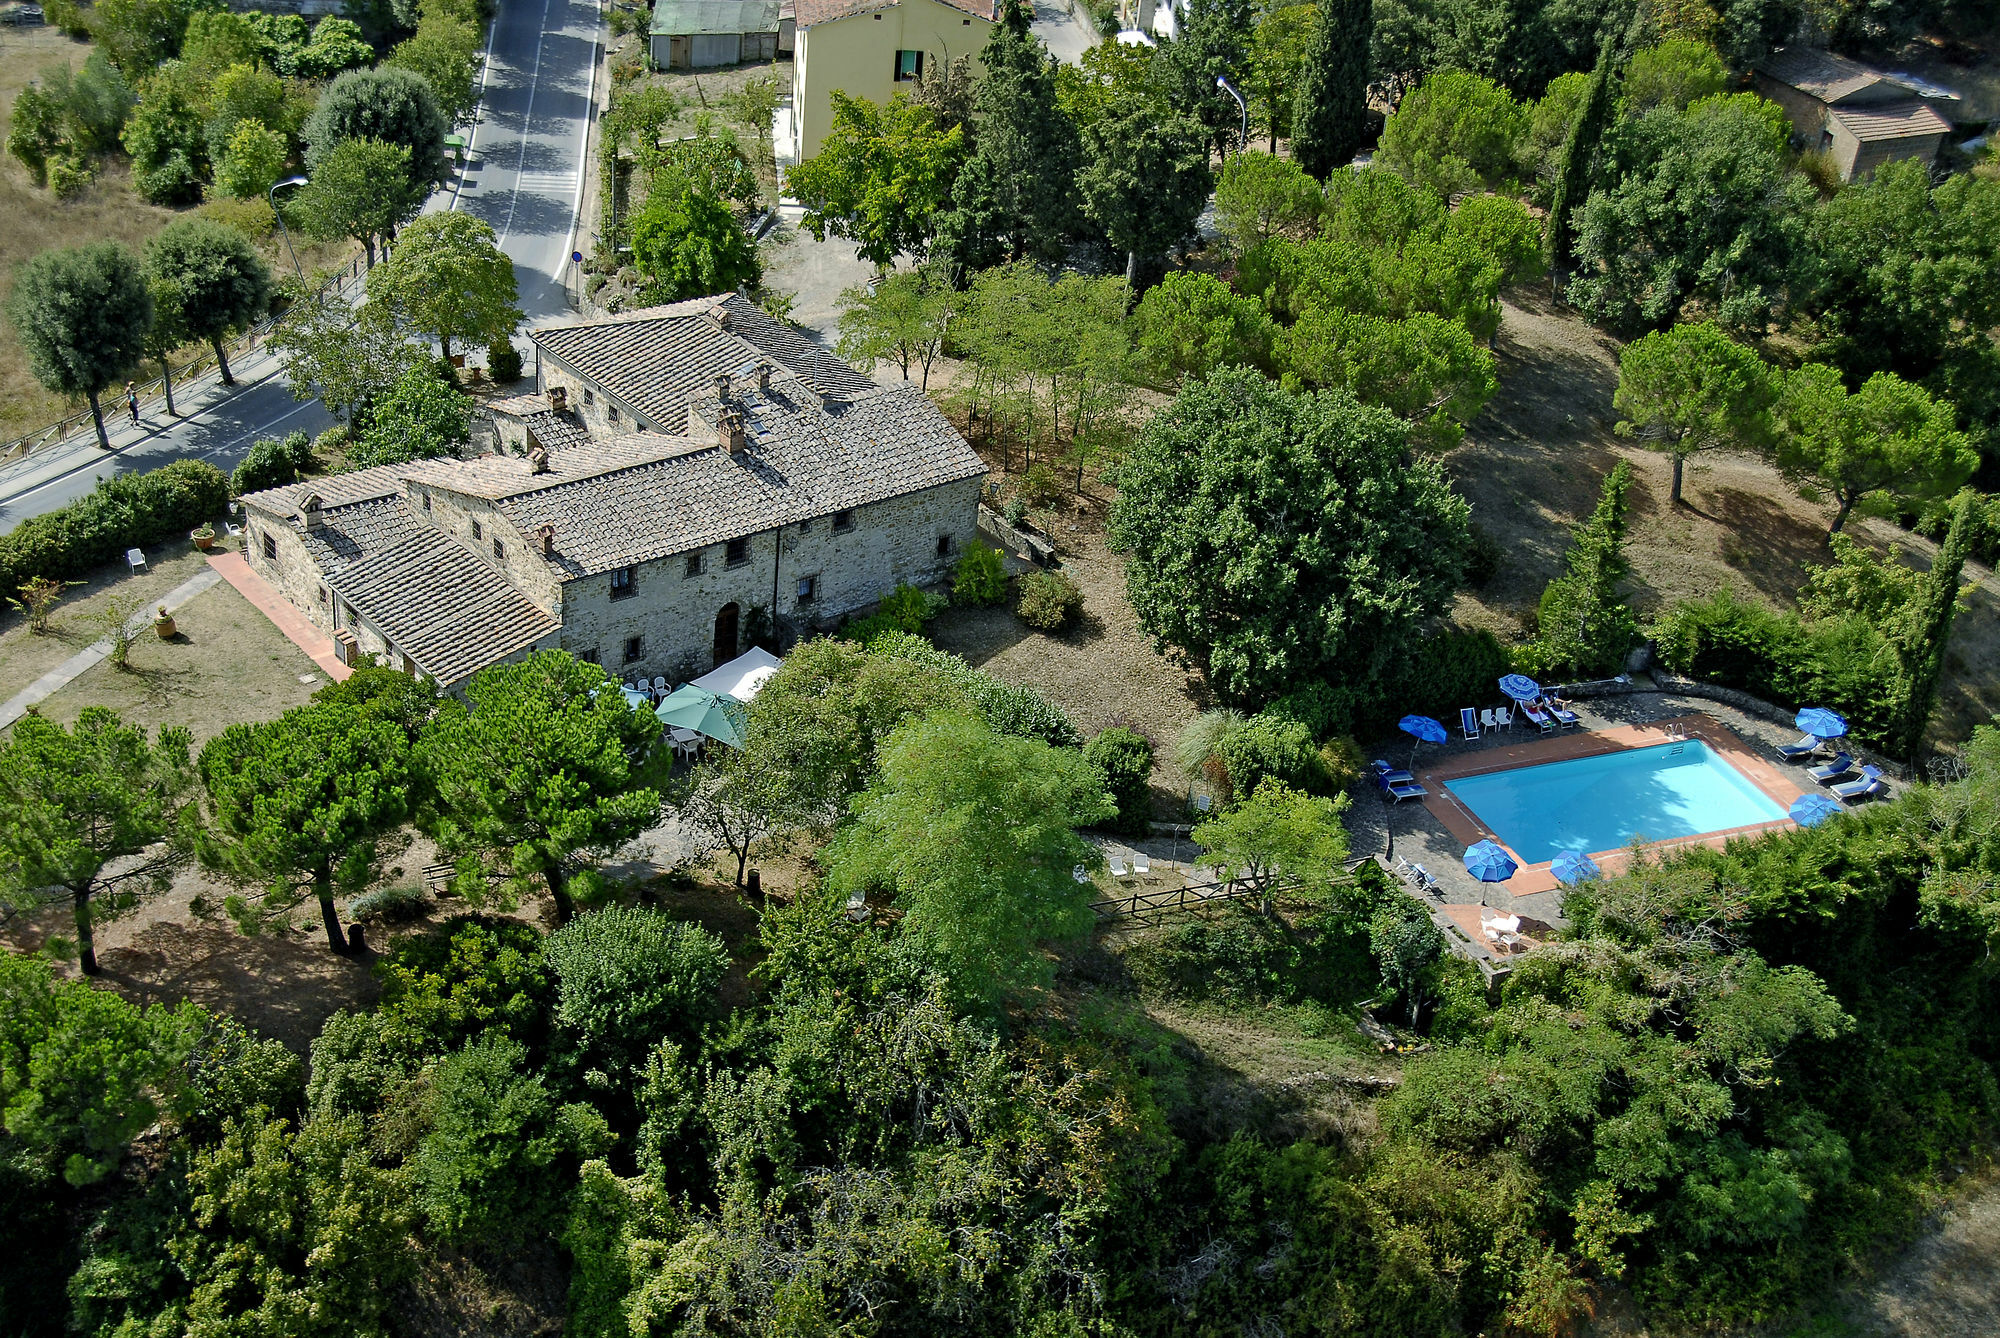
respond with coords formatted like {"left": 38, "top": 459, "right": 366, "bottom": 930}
{"left": 153, "top": 605, "right": 175, "bottom": 638}
{"left": 191, "top": 522, "right": 216, "bottom": 551}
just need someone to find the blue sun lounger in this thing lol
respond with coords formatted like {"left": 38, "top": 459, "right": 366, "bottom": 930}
{"left": 1832, "top": 766, "right": 1887, "bottom": 803}
{"left": 1371, "top": 759, "right": 1415, "bottom": 786}
{"left": 1807, "top": 753, "right": 1854, "bottom": 785}
{"left": 1459, "top": 707, "right": 1481, "bottom": 740}
{"left": 1778, "top": 733, "right": 1826, "bottom": 761}
{"left": 1383, "top": 780, "right": 1428, "bottom": 803}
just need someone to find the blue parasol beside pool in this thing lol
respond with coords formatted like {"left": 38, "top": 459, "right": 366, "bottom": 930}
{"left": 1795, "top": 707, "right": 1849, "bottom": 741}
{"left": 1551, "top": 850, "right": 1601, "bottom": 884}
{"left": 1789, "top": 793, "right": 1842, "bottom": 827}
{"left": 1498, "top": 673, "right": 1542, "bottom": 703}
{"left": 1464, "top": 839, "right": 1519, "bottom": 882}
{"left": 1398, "top": 714, "right": 1448, "bottom": 772}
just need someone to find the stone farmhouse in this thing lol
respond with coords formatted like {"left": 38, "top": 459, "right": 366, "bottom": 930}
{"left": 1752, "top": 47, "right": 1957, "bottom": 182}
{"left": 237, "top": 294, "right": 988, "bottom": 688}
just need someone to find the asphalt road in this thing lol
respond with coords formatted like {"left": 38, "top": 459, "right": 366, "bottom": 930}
{"left": 0, "top": 0, "right": 601, "bottom": 531}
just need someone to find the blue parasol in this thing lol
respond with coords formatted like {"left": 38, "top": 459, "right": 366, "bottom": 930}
{"left": 1464, "top": 839, "right": 1519, "bottom": 882}
{"left": 1498, "top": 673, "right": 1542, "bottom": 703}
{"left": 1795, "top": 707, "right": 1849, "bottom": 741}
{"left": 1398, "top": 714, "right": 1448, "bottom": 773}
{"left": 1789, "top": 793, "right": 1842, "bottom": 827}
{"left": 1551, "top": 850, "right": 1601, "bottom": 884}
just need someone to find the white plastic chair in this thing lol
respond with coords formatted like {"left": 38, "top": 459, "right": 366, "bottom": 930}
{"left": 1132, "top": 853, "right": 1154, "bottom": 881}
{"left": 1109, "top": 856, "right": 1133, "bottom": 882}
{"left": 1480, "top": 708, "right": 1497, "bottom": 731}
{"left": 652, "top": 676, "right": 667, "bottom": 693}
{"left": 126, "top": 548, "right": 147, "bottom": 573}
{"left": 1494, "top": 705, "right": 1512, "bottom": 731}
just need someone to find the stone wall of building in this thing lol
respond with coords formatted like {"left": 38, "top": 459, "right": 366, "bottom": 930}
{"left": 559, "top": 475, "right": 981, "bottom": 682}
{"left": 537, "top": 358, "right": 658, "bottom": 436}
{"left": 243, "top": 509, "right": 336, "bottom": 634}
{"left": 403, "top": 481, "right": 559, "bottom": 613}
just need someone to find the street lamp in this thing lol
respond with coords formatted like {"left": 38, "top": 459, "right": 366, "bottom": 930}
{"left": 1215, "top": 76, "right": 1247, "bottom": 156}
{"left": 268, "top": 175, "right": 310, "bottom": 289}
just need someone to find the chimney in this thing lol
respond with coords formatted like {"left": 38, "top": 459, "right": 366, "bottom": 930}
{"left": 706, "top": 301, "right": 732, "bottom": 330}
{"left": 300, "top": 493, "right": 323, "bottom": 531}
{"left": 528, "top": 446, "right": 550, "bottom": 474}
{"left": 537, "top": 523, "right": 555, "bottom": 556}
{"left": 755, "top": 361, "right": 773, "bottom": 394}
{"left": 548, "top": 385, "right": 568, "bottom": 413}
{"left": 712, "top": 371, "right": 732, "bottom": 404}
{"left": 720, "top": 407, "right": 746, "bottom": 454}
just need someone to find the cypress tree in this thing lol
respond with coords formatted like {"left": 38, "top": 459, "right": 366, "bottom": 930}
{"left": 1544, "top": 31, "right": 1616, "bottom": 285}
{"left": 1889, "top": 490, "right": 1977, "bottom": 759}
{"left": 1290, "top": 0, "right": 1371, "bottom": 179}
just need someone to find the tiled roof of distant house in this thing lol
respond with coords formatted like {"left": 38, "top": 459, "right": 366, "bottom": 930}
{"left": 1831, "top": 100, "right": 1954, "bottom": 141}
{"left": 1757, "top": 47, "right": 1898, "bottom": 103}
{"left": 327, "top": 528, "right": 560, "bottom": 686}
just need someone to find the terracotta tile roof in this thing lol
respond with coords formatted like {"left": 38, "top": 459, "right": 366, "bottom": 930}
{"left": 486, "top": 394, "right": 595, "bottom": 451}
{"left": 327, "top": 528, "right": 560, "bottom": 687}
{"left": 300, "top": 496, "right": 429, "bottom": 573}
{"left": 1831, "top": 99, "right": 1953, "bottom": 142}
{"left": 795, "top": 0, "right": 993, "bottom": 24}
{"left": 497, "top": 380, "right": 987, "bottom": 577}
{"left": 397, "top": 437, "right": 676, "bottom": 501}
{"left": 528, "top": 293, "right": 876, "bottom": 434}
{"left": 238, "top": 467, "right": 404, "bottom": 521}
{"left": 1757, "top": 47, "right": 1891, "bottom": 103}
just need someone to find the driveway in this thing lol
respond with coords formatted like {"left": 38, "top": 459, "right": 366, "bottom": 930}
{"left": 1032, "top": 0, "right": 1099, "bottom": 65}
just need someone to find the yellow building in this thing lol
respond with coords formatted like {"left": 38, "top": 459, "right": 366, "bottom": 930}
{"left": 790, "top": 0, "right": 997, "bottom": 162}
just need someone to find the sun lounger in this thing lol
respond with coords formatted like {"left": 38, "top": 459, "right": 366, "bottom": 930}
{"left": 1522, "top": 704, "right": 1556, "bottom": 734}
{"left": 1459, "top": 707, "right": 1481, "bottom": 740}
{"left": 1832, "top": 767, "right": 1887, "bottom": 803}
{"left": 1371, "top": 759, "right": 1415, "bottom": 786}
{"left": 1547, "top": 703, "right": 1582, "bottom": 729}
{"left": 1384, "top": 781, "right": 1428, "bottom": 803}
{"left": 1778, "top": 734, "right": 1825, "bottom": 761}
{"left": 1808, "top": 752, "right": 1855, "bottom": 785}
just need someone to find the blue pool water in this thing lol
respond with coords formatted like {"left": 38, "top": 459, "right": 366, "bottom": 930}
{"left": 1443, "top": 740, "right": 1787, "bottom": 864}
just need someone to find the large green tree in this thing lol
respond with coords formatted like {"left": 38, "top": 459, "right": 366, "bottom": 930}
{"left": 1277, "top": 308, "right": 1498, "bottom": 450}
{"left": 292, "top": 137, "right": 424, "bottom": 266}
{"left": 0, "top": 709, "right": 190, "bottom": 977}
{"left": 351, "top": 363, "right": 473, "bottom": 468}
{"left": 1291, "top": 0, "right": 1372, "bottom": 177}
{"left": 1775, "top": 365, "right": 1978, "bottom": 536}
{"left": 1107, "top": 366, "right": 1470, "bottom": 705}
{"left": 365, "top": 209, "right": 520, "bottom": 361}
{"left": 1376, "top": 69, "right": 1526, "bottom": 196}
{"left": 628, "top": 183, "right": 761, "bottom": 304}
{"left": 1076, "top": 99, "right": 1213, "bottom": 288}
{"left": 1213, "top": 150, "right": 1324, "bottom": 250}
{"left": 301, "top": 65, "right": 451, "bottom": 198}
{"left": 1191, "top": 779, "right": 1350, "bottom": 916}
{"left": 936, "top": 0, "right": 1080, "bottom": 271}
{"left": 1157, "top": 0, "right": 1252, "bottom": 159}
{"left": 1133, "top": 270, "right": 1276, "bottom": 386}
{"left": 420, "top": 651, "right": 663, "bottom": 925}
{"left": 1532, "top": 458, "right": 1637, "bottom": 675}
{"left": 823, "top": 711, "right": 1113, "bottom": 1009}
{"left": 6, "top": 241, "right": 153, "bottom": 449}
{"left": 269, "top": 293, "right": 426, "bottom": 423}
{"left": 1248, "top": 2, "right": 1316, "bottom": 151}
{"left": 1612, "top": 321, "right": 1776, "bottom": 505}
{"left": 834, "top": 269, "right": 955, "bottom": 387}
{"left": 143, "top": 217, "right": 272, "bottom": 386}
{"left": 193, "top": 700, "right": 417, "bottom": 955}
{"left": 788, "top": 92, "right": 965, "bottom": 267}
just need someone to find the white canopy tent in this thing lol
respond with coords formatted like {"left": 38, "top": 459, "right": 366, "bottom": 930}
{"left": 689, "top": 646, "right": 782, "bottom": 702}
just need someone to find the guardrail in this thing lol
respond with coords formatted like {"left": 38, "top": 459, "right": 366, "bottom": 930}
{"left": 0, "top": 248, "right": 380, "bottom": 468}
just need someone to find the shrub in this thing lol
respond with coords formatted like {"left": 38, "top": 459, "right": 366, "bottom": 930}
{"left": 1317, "top": 735, "right": 1367, "bottom": 791}
{"left": 1361, "top": 628, "right": 1514, "bottom": 737}
{"left": 878, "top": 582, "right": 944, "bottom": 632}
{"left": 1216, "top": 711, "right": 1323, "bottom": 802}
{"left": 1261, "top": 682, "right": 1361, "bottom": 740}
{"left": 543, "top": 906, "right": 730, "bottom": 1072}
{"left": 0, "top": 459, "right": 229, "bottom": 601}
{"left": 1020, "top": 462, "right": 1065, "bottom": 508}
{"left": 1017, "top": 569, "right": 1083, "bottom": 631}
{"left": 952, "top": 542, "right": 1008, "bottom": 606}
{"left": 1002, "top": 496, "right": 1028, "bottom": 527}
{"left": 487, "top": 338, "right": 523, "bottom": 383}
{"left": 1462, "top": 522, "right": 1503, "bottom": 589}
{"left": 348, "top": 883, "right": 432, "bottom": 924}
{"left": 230, "top": 430, "right": 316, "bottom": 496}
{"left": 867, "top": 630, "right": 1082, "bottom": 747}
{"left": 1084, "top": 726, "right": 1154, "bottom": 835}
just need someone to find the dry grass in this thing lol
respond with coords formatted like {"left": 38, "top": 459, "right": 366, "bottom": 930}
{"left": 0, "top": 542, "right": 217, "bottom": 693}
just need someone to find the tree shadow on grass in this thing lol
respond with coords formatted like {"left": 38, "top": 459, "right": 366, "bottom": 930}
{"left": 1705, "top": 486, "right": 1832, "bottom": 606}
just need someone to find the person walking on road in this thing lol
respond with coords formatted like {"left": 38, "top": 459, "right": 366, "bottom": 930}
{"left": 125, "top": 382, "right": 140, "bottom": 427}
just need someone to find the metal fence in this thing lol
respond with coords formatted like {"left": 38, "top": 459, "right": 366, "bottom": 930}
{"left": 0, "top": 249, "right": 379, "bottom": 468}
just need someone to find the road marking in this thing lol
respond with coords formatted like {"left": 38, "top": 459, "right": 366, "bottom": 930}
{"left": 497, "top": 0, "right": 558, "bottom": 251}
{"left": 198, "top": 398, "right": 326, "bottom": 460}
{"left": 517, "top": 172, "right": 580, "bottom": 191}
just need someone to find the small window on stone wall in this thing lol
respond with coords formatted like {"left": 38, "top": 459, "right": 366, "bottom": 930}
{"left": 623, "top": 635, "right": 644, "bottom": 663}
{"left": 492, "top": 537, "right": 505, "bottom": 560}
{"left": 833, "top": 509, "right": 855, "bottom": 533}
{"left": 685, "top": 551, "right": 704, "bottom": 578}
{"left": 472, "top": 519, "right": 483, "bottom": 541}
{"left": 797, "top": 574, "right": 818, "bottom": 603}
{"left": 318, "top": 585, "right": 329, "bottom": 605}
{"left": 725, "top": 537, "right": 749, "bottom": 567}
{"left": 261, "top": 533, "right": 277, "bottom": 561}
{"left": 936, "top": 534, "right": 952, "bottom": 558}
{"left": 608, "top": 404, "right": 620, "bottom": 424}
{"left": 583, "top": 388, "right": 596, "bottom": 406}
{"left": 421, "top": 492, "right": 431, "bottom": 510}
{"left": 579, "top": 648, "right": 600, "bottom": 665}
{"left": 611, "top": 566, "right": 635, "bottom": 599}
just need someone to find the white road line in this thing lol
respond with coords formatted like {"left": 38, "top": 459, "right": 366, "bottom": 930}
{"left": 197, "top": 398, "right": 326, "bottom": 459}
{"left": 497, "top": 0, "right": 558, "bottom": 251}
{"left": 564, "top": 0, "right": 604, "bottom": 277}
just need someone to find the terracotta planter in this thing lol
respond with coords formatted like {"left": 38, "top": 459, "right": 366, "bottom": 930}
{"left": 154, "top": 616, "right": 176, "bottom": 639}
{"left": 192, "top": 531, "right": 214, "bottom": 550}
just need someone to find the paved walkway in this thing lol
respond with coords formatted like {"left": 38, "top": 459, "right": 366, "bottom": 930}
{"left": 205, "top": 552, "right": 352, "bottom": 683}
{"left": 0, "top": 566, "right": 224, "bottom": 730}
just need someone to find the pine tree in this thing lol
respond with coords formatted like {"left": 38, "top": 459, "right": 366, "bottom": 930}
{"left": 1291, "top": 0, "right": 1371, "bottom": 178}
{"left": 1534, "top": 460, "right": 1637, "bottom": 675}
{"left": 934, "top": 0, "right": 1079, "bottom": 271}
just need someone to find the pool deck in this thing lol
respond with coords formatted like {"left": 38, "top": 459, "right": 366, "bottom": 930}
{"left": 1412, "top": 712, "right": 1807, "bottom": 897}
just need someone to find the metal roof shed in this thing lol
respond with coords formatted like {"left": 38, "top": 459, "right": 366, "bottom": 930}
{"left": 650, "top": 0, "right": 782, "bottom": 68}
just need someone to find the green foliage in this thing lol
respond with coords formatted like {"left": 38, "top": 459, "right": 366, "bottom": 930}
{"left": 1623, "top": 37, "right": 1727, "bottom": 113}
{"left": 790, "top": 92, "right": 965, "bottom": 266}
{"left": 87, "top": 0, "right": 206, "bottom": 78}
{"left": 1529, "top": 459, "right": 1638, "bottom": 677}
{"left": 292, "top": 137, "right": 423, "bottom": 264}
{"left": 1213, "top": 150, "right": 1322, "bottom": 250}
{"left": 545, "top": 907, "right": 729, "bottom": 1078}
{"left": 1543, "top": 28, "right": 1619, "bottom": 275}
{"left": 269, "top": 293, "right": 427, "bottom": 425}
{"left": 629, "top": 183, "right": 762, "bottom": 304}
{"left": 1377, "top": 69, "right": 1527, "bottom": 196}
{"left": 142, "top": 217, "right": 273, "bottom": 379}
{"left": 0, "top": 954, "right": 202, "bottom": 1186}
{"left": 866, "top": 630, "right": 1082, "bottom": 747}
{"left": 1108, "top": 367, "right": 1470, "bottom": 707}
{"left": 1077, "top": 99, "right": 1212, "bottom": 273}
{"left": 170, "top": 1015, "right": 304, "bottom": 1145}
{"left": 1520, "top": 69, "right": 1593, "bottom": 195}
{"left": 1291, "top": 0, "right": 1371, "bottom": 177}
{"left": 387, "top": 0, "right": 485, "bottom": 127}
{"left": 486, "top": 337, "right": 523, "bottom": 383}
{"left": 1246, "top": 2, "right": 1314, "bottom": 149}
{"left": 1133, "top": 270, "right": 1276, "bottom": 386}
{"left": 1613, "top": 321, "right": 1777, "bottom": 504}
{"left": 122, "top": 64, "right": 209, "bottom": 204}
{"left": 351, "top": 363, "right": 472, "bottom": 468}
{"left": 1278, "top": 308, "right": 1498, "bottom": 450}
{"left": 420, "top": 651, "right": 664, "bottom": 922}
{"left": 834, "top": 269, "right": 954, "bottom": 386}
{"left": 0, "top": 709, "right": 191, "bottom": 977}
{"left": 346, "top": 882, "right": 432, "bottom": 924}
{"left": 1016, "top": 567, "right": 1084, "bottom": 631}
{"left": 1775, "top": 363, "right": 1978, "bottom": 537}
{"left": 951, "top": 540, "right": 1008, "bottom": 607}
{"left": 366, "top": 209, "right": 521, "bottom": 360}
{"left": 0, "top": 458, "right": 227, "bottom": 602}
{"left": 372, "top": 915, "right": 554, "bottom": 1061}
{"left": 6, "top": 240, "right": 153, "bottom": 447}
{"left": 825, "top": 711, "right": 1113, "bottom": 1007}
{"left": 1446, "top": 193, "right": 1546, "bottom": 285}
{"left": 302, "top": 66, "right": 451, "bottom": 197}
{"left": 1193, "top": 778, "right": 1351, "bottom": 914}
{"left": 1571, "top": 92, "right": 1812, "bottom": 333}
{"left": 1084, "top": 725, "right": 1153, "bottom": 835}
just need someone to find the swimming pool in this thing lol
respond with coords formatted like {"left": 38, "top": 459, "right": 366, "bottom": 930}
{"left": 1443, "top": 740, "right": 1787, "bottom": 865}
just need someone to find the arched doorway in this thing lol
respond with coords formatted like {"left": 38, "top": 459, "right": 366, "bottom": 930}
{"left": 713, "top": 603, "right": 739, "bottom": 669}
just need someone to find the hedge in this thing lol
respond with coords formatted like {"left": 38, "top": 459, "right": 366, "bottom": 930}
{"left": 0, "top": 459, "right": 230, "bottom": 602}
{"left": 868, "top": 630, "right": 1082, "bottom": 749}
{"left": 1263, "top": 628, "right": 1516, "bottom": 741}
